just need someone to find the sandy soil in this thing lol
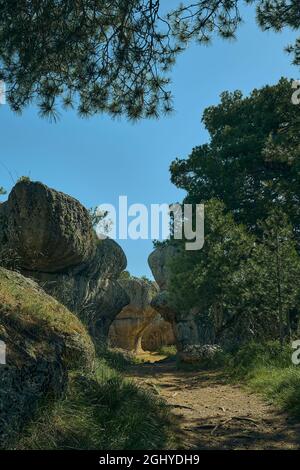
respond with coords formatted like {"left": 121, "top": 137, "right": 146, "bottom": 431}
{"left": 127, "top": 359, "right": 300, "bottom": 450}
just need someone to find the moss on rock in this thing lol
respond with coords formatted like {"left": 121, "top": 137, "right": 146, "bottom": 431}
{"left": 0, "top": 267, "right": 95, "bottom": 448}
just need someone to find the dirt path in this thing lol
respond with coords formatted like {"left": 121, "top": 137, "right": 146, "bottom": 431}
{"left": 126, "top": 359, "right": 300, "bottom": 450}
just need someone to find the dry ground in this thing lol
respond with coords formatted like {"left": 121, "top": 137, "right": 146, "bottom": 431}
{"left": 126, "top": 358, "right": 300, "bottom": 450}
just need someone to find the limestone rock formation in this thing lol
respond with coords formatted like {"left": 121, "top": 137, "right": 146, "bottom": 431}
{"left": 0, "top": 267, "right": 94, "bottom": 448}
{"left": 149, "top": 245, "right": 203, "bottom": 362}
{"left": 23, "top": 238, "right": 129, "bottom": 340}
{"left": 0, "top": 181, "right": 129, "bottom": 341}
{"left": 148, "top": 245, "right": 178, "bottom": 291}
{"left": 180, "top": 344, "right": 222, "bottom": 364}
{"left": 2, "top": 180, "right": 95, "bottom": 273}
{"left": 109, "top": 278, "right": 174, "bottom": 353}
{"left": 141, "top": 316, "right": 175, "bottom": 352}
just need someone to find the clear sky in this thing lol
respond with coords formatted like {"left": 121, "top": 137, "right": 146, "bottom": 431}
{"left": 0, "top": 4, "right": 298, "bottom": 278}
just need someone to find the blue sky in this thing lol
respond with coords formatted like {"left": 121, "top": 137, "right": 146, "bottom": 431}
{"left": 0, "top": 4, "right": 298, "bottom": 278}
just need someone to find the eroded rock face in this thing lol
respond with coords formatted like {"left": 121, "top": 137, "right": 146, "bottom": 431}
{"left": 149, "top": 246, "right": 202, "bottom": 361}
{"left": 23, "top": 239, "right": 129, "bottom": 340}
{"left": 2, "top": 181, "right": 95, "bottom": 273}
{"left": 148, "top": 245, "right": 178, "bottom": 291}
{"left": 142, "top": 317, "right": 175, "bottom": 352}
{"left": 109, "top": 278, "right": 159, "bottom": 353}
{"left": 109, "top": 278, "right": 174, "bottom": 353}
{"left": 0, "top": 267, "right": 95, "bottom": 448}
{"left": 180, "top": 345, "right": 222, "bottom": 364}
{"left": 0, "top": 181, "right": 129, "bottom": 341}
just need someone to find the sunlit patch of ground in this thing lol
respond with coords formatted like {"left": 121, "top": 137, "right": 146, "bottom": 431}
{"left": 134, "top": 351, "right": 169, "bottom": 363}
{"left": 126, "top": 360, "right": 300, "bottom": 450}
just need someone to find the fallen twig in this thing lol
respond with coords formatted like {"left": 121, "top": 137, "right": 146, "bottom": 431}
{"left": 211, "top": 416, "right": 260, "bottom": 435}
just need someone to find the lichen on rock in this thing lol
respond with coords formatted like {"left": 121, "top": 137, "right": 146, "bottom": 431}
{"left": 181, "top": 344, "right": 223, "bottom": 364}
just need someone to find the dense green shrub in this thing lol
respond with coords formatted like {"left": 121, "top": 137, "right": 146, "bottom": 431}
{"left": 215, "top": 340, "right": 300, "bottom": 420}
{"left": 229, "top": 341, "right": 292, "bottom": 377}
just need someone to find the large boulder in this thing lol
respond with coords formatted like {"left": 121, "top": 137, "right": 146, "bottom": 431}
{"left": 109, "top": 278, "right": 174, "bottom": 353}
{"left": 2, "top": 180, "right": 95, "bottom": 273}
{"left": 0, "top": 267, "right": 95, "bottom": 448}
{"left": 0, "top": 181, "right": 129, "bottom": 341}
{"left": 148, "top": 245, "right": 178, "bottom": 291}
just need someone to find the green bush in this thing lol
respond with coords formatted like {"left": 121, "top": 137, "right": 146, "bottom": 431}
{"left": 222, "top": 340, "right": 300, "bottom": 419}
{"left": 248, "top": 366, "right": 300, "bottom": 418}
{"left": 157, "top": 345, "right": 177, "bottom": 358}
{"left": 229, "top": 341, "right": 292, "bottom": 378}
{"left": 95, "top": 343, "right": 139, "bottom": 372}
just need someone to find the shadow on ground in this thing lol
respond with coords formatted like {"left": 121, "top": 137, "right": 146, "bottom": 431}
{"left": 126, "top": 359, "right": 300, "bottom": 450}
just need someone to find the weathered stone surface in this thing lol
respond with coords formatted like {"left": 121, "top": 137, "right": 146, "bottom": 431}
{"left": 23, "top": 239, "right": 129, "bottom": 340}
{"left": 2, "top": 180, "right": 95, "bottom": 273}
{"left": 142, "top": 317, "right": 175, "bottom": 352}
{"left": 109, "top": 278, "right": 175, "bottom": 353}
{"left": 83, "top": 238, "right": 127, "bottom": 280}
{"left": 150, "top": 291, "right": 176, "bottom": 324}
{"left": 149, "top": 246, "right": 203, "bottom": 361}
{"left": 109, "top": 278, "right": 160, "bottom": 353}
{"left": 0, "top": 182, "right": 129, "bottom": 341}
{"left": 148, "top": 245, "right": 179, "bottom": 291}
{"left": 180, "top": 345, "right": 222, "bottom": 364}
{"left": 0, "top": 267, "right": 95, "bottom": 449}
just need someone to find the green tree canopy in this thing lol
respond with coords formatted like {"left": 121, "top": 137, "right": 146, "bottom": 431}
{"left": 240, "top": 210, "right": 300, "bottom": 344}
{"left": 168, "top": 203, "right": 300, "bottom": 345}
{"left": 0, "top": 1, "right": 299, "bottom": 120}
{"left": 168, "top": 200, "right": 254, "bottom": 343}
{"left": 168, "top": 79, "right": 300, "bottom": 345}
{"left": 170, "top": 78, "right": 300, "bottom": 237}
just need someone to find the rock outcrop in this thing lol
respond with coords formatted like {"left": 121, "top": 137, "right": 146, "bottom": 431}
{"left": 149, "top": 245, "right": 204, "bottom": 362}
{"left": 180, "top": 344, "right": 222, "bottom": 364}
{"left": 0, "top": 267, "right": 94, "bottom": 448}
{"left": 141, "top": 316, "right": 175, "bottom": 352}
{"left": 1, "top": 180, "right": 95, "bottom": 272}
{"left": 0, "top": 181, "right": 129, "bottom": 341}
{"left": 109, "top": 278, "right": 174, "bottom": 353}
